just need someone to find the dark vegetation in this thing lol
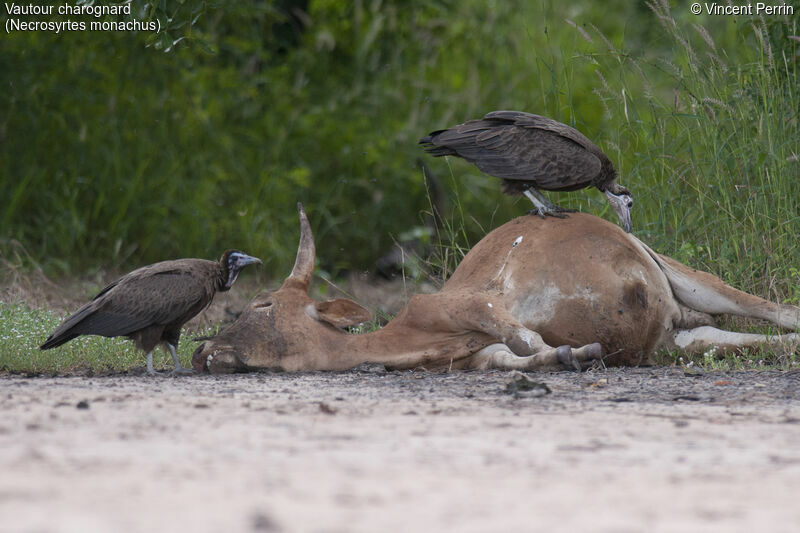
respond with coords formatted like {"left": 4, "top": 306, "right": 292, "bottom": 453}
{"left": 1, "top": 2, "right": 798, "bottom": 294}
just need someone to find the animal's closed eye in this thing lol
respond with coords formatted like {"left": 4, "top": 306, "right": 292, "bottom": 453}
{"left": 254, "top": 301, "right": 273, "bottom": 309}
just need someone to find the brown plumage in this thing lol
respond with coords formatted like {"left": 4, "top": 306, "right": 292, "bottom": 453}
{"left": 419, "top": 110, "right": 633, "bottom": 232}
{"left": 40, "top": 250, "right": 261, "bottom": 374}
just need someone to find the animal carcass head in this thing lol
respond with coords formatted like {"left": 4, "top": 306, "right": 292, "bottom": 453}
{"left": 192, "top": 204, "right": 371, "bottom": 373}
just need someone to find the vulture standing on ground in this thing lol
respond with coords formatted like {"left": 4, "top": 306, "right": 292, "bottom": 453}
{"left": 419, "top": 110, "right": 633, "bottom": 232}
{"left": 40, "top": 250, "right": 262, "bottom": 374}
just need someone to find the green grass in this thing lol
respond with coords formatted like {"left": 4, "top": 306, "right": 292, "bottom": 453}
{"left": 0, "top": 302, "right": 207, "bottom": 374}
{"left": 653, "top": 346, "right": 800, "bottom": 373}
{"left": 2, "top": 2, "right": 796, "bottom": 293}
{"left": 2, "top": 297, "right": 796, "bottom": 374}
{"left": 586, "top": 3, "right": 800, "bottom": 301}
{"left": 1, "top": 2, "right": 798, "bottom": 373}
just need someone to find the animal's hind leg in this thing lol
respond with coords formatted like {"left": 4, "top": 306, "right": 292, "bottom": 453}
{"left": 468, "top": 342, "right": 603, "bottom": 371}
{"left": 672, "top": 326, "right": 800, "bottom": 356}
{"left": 652, "top": 252, "right": 800, "bottom": 331}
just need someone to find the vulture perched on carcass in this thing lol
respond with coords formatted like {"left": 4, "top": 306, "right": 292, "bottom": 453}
{"left": 420, "top": 110, "right": 633, "bottom": 232}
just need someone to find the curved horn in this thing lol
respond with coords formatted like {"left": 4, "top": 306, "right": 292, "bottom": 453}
{"left": 289, "top": 202, "right": 316, "bottom": 288}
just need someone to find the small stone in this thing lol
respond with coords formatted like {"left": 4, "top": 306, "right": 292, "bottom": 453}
{"left": 504, "top": 371, "right": 551, "bottom": 398}
{"left": 319, "top": 402, "right": 337, "bottom": 415}
{"left": 251, "top": 512, "right": 279, "bottom": 531}
{"left": 683, "top": 367, "right": 705, "bottom": 378}
{"left": 589, "top": 378, "right": 608, "bottom": 388}
{"left": 76, "top": 400, "right": 90, "bottom": 410}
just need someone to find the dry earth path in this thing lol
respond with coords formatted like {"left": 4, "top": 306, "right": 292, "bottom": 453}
{"left": 2, "top": 367, "right": 800, "bottom": 532}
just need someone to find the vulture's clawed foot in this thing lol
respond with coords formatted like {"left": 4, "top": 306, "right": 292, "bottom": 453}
{"left": 548, "top": 210, "right": 571, "bottom": 219}
{"left": 144, "top": 367, "right": 195, "bottom": 377}
{"left": 523, "top": 189, "right": 574, "bottom": 219}
{"left": 526, "top": 207, "right": 571, "bottom": 220}
{"left": 527, "top": 206, "right": 548, "bottom": 219}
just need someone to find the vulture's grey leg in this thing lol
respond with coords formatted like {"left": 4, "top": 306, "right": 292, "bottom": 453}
{"left": 168, "top": 343, "right": 194, "bottom": 374}
{"left": 523, "top": 189, "right": 572, "bottom": 218}
{"left": 146, "top": 350, "right": 159, "bottom": 375}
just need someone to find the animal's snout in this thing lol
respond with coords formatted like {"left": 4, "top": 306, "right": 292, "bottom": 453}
{"left": 191, "top": 343, "right": 210, "bottom": 372}
{"left": 191, "top": 342, "right": 244, "bottom": 373}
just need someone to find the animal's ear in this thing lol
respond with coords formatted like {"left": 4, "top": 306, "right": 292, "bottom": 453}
{"left": 314, "top": 299, "right": 372, "bottom": 328}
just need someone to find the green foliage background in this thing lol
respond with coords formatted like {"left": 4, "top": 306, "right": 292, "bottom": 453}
{"left": 1, "top": 0, "right": 798, "bottom": 301}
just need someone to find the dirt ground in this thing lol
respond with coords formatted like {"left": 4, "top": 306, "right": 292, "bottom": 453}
{"left": 2, "top": 366, "right": 800, "bottom": 533}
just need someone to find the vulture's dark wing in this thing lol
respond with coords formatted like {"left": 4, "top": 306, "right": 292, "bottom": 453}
{"left": 482, "top": 111, "right": 605, "bottom": 154}
{"left": 94, "top": 269, "right": 212, "bottom": 329}
{"left": 41, "top": 266, "right": 214, "bottom": 348}
{"left": 422, "top": 111, "right": 607, "bottom": 191}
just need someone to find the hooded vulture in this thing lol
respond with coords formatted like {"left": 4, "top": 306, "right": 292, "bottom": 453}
{"left": 420, "top": 110, "right": 633, "bottom": 232}
{"left": 40, "top": 250, "right": 262, "bottom": 374}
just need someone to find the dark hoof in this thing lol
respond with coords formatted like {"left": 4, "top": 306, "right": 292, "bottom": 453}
{"left": 556, "top": 345, "right": 581, "bottom": 371}
{"left": 585, "top": 342, "right": 604, "bottom": 360}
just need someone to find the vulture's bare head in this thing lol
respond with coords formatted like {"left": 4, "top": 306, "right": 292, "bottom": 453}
{"left": 604, "top": 188, "right": 633, "bottom": 233}
{"left": 221, "top": 250, "right": 262, "bottom": 290}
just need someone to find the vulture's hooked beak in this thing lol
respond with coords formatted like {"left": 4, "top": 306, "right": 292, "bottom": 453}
{"left": 234, "top": 253, "right": 262, "bottom": 268}
{"left": 604, "top": 191, "right": 633, "bottom": 233}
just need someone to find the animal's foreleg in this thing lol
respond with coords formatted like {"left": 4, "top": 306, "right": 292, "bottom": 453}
{"left": 450, "top": 294, "right": 602, "bottom": 368}
{"left": 672, "top": 326, "right": 800, "bottom": 356}
{"left": 464, "top": 297, "right": 568, "bottom": 357}
{"left": 469, "top": 342, "right": 602, "bottom": 371}
{"left": 457, "top": 297, "right": 552, "bottom": 356}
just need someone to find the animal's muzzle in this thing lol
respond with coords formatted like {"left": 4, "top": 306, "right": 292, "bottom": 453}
{"left": 191, "top": 343, "right": 209, "bottom": 372}
{"left": 191, "top": 342, "right": 244, "bottom": 373}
